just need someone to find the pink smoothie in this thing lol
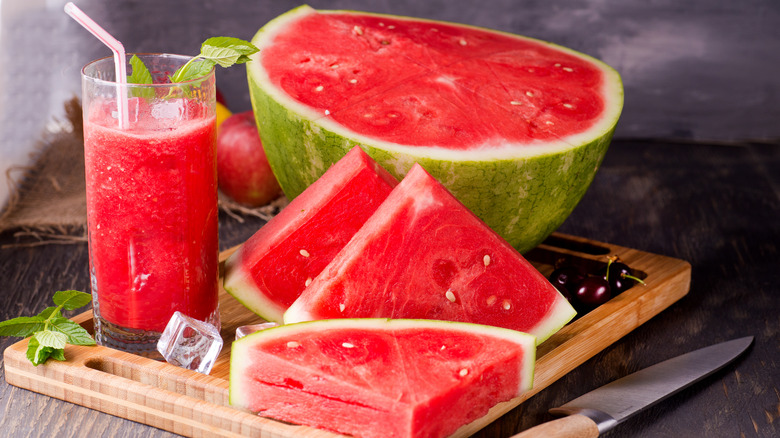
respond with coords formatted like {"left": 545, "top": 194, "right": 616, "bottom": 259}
{"left": 83, "top": 98, "right": 218, "bottom": 333}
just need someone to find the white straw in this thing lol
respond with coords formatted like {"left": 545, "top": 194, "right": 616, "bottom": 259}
{"left": 65, "top": 2, "right": 129, "bottom": 129}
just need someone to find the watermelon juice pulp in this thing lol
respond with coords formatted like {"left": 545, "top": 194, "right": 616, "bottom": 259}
{"left": 82, "top": 54, "right": 219, "bottom": 356}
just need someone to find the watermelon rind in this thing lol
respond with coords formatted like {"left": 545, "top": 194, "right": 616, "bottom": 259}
{"left": 247, "top": 5, "right": 623, "bottom": 253}
{"left": 221, "top": 257, "right": 280, "bottom": 322}
{"left": 229, "top": 317, "right": 536, "bottom": 410}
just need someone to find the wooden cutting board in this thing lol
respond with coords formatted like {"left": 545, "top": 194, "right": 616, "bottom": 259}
{"left": 3, "top": 232, "right": 691, "bottom": 438}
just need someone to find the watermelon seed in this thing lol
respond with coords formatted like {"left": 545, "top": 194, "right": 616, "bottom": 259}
{"left": 305, "top": 277, "right": 312, "bottom": 287}
{"left": 379, "top": 22, "right": 385, "bottom": 27}
{"left": 563, "top": 103, "right": 574, "bottom": 109}
{"left": 483, "top": 255, "right": 491, "bottom": 267}
{"left": 445, "top": 289, "right": 457, "bottom": 303}
{"left": 339, "top": 303, "right": 345, "bottom": 312}
{"left": 342, "top": 342, "right": 355, "bottom": 348}
{"left": 440, "top": 345, "right": 446, "bottom": 350}
{"left": 387, "top": 25, "right": 395, "bottom": 29}
{"left": 563, "top": 67, "right": 574, "bottom": 72}
{"left": 353, "top": 26, "right": 364, "bottom": 36}
{"left": 502, "top": 300, "right": 512, "bottom": 310}
{"left": 459, "top": 368, "right": 469, "bottom": 377}
{"left": 349, "top": 79, "right": 358, "bottom": 84}
{"left": 486, "top": 295, "right": 497, "bottom": 306}
{"left": 459, "top": 39, "right": 467, "bottom": 46}
{"left": 510, "top": 101, "right": 522, "bottom": 106}
{"left": 300, "top": 249, "right": 310, "bottom": 257}
{"left": 315, "top": 85, "right": 324, "bottom": 92}
{"left": 330, "top": 64, "right": 339, "bottom": 69}
{"left": 525, "top": 91, "right": 534, "bottom": 97}
{"left": 554, "top": 63, "right": 562, "bottom": 67}
{"left": 324, "top": 110, "right": 330, "bottom": 115}
{"left": 286, "top": 341, "right": 300, "bottom": 348}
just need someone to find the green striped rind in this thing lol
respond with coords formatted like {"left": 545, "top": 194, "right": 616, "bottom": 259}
{"left": 229, "top": 318, "right": 536, "bottom": 408}
{"left": 248, "top": 6, "right": 622, "bottom": 253}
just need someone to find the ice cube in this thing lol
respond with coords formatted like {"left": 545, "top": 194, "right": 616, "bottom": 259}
{"left": 157, "top": 311, "right": 223, "bottom": 374}
{"left": 235, "top": 322, "right": 279, "bottom": 339}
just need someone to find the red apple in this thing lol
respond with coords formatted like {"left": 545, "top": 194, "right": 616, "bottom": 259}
{"left": 217, "top": 111, "right": 281, "bottom": 207}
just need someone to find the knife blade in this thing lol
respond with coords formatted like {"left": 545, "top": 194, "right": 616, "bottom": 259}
{"left": 511, "top": 336, "right": 753, "bottom": 438}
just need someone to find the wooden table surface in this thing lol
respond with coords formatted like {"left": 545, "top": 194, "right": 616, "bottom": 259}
{"left": 1, "top": 138, "right": 777, "bottom": 437}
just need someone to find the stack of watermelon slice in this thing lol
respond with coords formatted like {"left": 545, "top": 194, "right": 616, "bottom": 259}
{"left": 225, "top": 146, "right": 575, "bottom": 437}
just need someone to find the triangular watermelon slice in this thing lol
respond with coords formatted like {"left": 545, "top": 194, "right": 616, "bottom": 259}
{"left": 229, "top": 318, "right": 536, "bottom": 438}
{"left": 222, "top": 146, "right": 398, "bottom": 322}
{"left": 285, "top": 163, "right": 576, "bottom": 343}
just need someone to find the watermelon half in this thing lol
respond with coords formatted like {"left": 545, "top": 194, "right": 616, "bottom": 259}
{"left": 230, "top": 318, "right": 536, "bottom": 438}
{"left": 248, "top": 5, "right": 623, "bottom": 253}
{"left": 284, "top": 163, "right": 576, "bottom": 344}
{"left": 222, "top": 146, "right": 398, "bottom": 322}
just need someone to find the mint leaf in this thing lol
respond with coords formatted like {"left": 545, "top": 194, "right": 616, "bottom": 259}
{"left": 0, "top": 316, "right": 46, "bottom": 337}
{"left": 34, "top": 329, "right": 68, "bottom": 349}
{"left": 53, "top": 290, "right": 92, "bottom": 311}
{"left": 170, "top": 59, "right": 216, "bottom": 84}
{"left": 50, "top": 317, "right": 96, "bottom": 346}
{"left": 26, "top": 337, "right": 45, "bottom": 365}
{"left": 201, "top": 36, "right": 259, "bottom": 66}
{"left": 128, "top": 54, "right": 153, "bottom": 85}
{"left": 50, "top": 348, "right": 67, "bottom": 362}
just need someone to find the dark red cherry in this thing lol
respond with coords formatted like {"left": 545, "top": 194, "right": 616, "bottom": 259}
{"left": 597, "top": 262, "right": 635, "bottom": 294}
{"left": 574, "top": 276, "right": 612, "bottom": 310}
{"left": 548, "top": 266, "right": 586, "bottom": 300}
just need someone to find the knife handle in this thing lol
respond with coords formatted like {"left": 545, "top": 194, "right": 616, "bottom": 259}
{"left": 509, "top": 414, "right": 600, "bottom": 438}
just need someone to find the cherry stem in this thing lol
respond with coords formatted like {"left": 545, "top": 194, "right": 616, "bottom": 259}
{"left": 621, "top": 272, "right": 646, "bottom": 285}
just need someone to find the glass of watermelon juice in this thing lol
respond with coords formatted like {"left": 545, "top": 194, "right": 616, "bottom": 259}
{"left": 81, "top": 54, "right": 220, "bottom": 358}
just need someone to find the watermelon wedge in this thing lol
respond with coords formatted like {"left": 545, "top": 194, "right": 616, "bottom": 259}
{"left": 222, "top": 146, "right": 398, "bottom": 322}
{"left": 284, "top": 164, "right": 576, "bottom": 344}
{"left": 248, "top": 5, "right": 623, "bottom": 253}
{"left": 230, "top": 318, "right": 536, "bottom": 438}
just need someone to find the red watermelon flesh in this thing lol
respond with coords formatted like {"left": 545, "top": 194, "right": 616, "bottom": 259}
{"left": 222, "top": 146, "right": 398, "bottom": 322}
{"left": 229, "top": 318, "right": 536, "bottom": 438}
{"left": 260, "top": 10, "right": 606, "bottom": 147}
{"left": 284, "top": 164, "right": 576, "bottom": 344}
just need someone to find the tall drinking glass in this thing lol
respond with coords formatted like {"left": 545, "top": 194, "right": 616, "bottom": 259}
{"left": 81, "top": 54, "right": 220, "bottom": 358}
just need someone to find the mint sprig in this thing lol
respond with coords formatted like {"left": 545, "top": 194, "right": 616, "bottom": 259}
{"left": 0, "top": 290, "right": 95, "bottom": 366}
{"left": 170, "top": 36, "right": 259, "bottom": 83}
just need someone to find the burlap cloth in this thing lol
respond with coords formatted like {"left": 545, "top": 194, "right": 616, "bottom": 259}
{"left": 0, "top": 97, "right": 286, "bottom": 248}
